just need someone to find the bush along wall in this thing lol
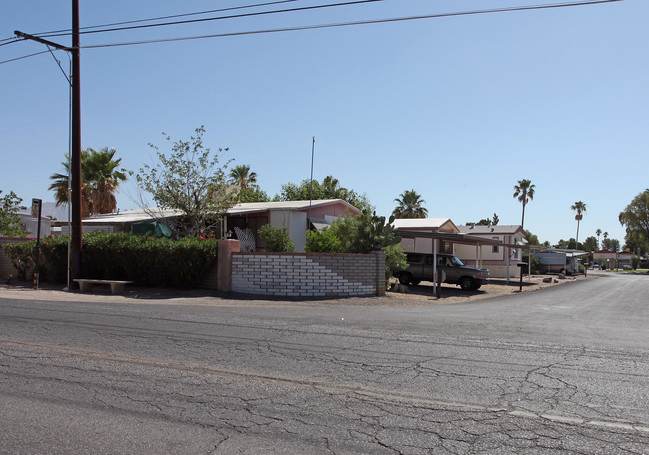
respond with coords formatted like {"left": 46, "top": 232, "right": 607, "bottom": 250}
{"left": 2, "top": 232, "right": 219, "bottom": 289}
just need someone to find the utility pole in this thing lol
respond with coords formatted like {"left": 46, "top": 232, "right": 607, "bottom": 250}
{"left": 14, "top": 0, "right": 82, "bottom": 284}
{"left": 71, "top": 0, "right": 82, "bottom": 281}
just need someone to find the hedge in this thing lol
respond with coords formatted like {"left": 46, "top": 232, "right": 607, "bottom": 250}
{"left": 2, "top": 232, "right": 218, "bottom": 289}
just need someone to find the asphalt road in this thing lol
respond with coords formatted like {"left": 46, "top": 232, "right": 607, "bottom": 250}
{"left": 1, "top": 272, "right": 648, "bottom": 454}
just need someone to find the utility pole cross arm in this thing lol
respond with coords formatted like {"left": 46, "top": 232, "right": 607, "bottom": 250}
{"left": 14, "top": 30, "right": 73, "bottom": 52}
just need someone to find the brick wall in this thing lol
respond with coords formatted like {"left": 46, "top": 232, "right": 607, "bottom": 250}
{"left": 230, "top": 251, "right": 385, "bottom": 298}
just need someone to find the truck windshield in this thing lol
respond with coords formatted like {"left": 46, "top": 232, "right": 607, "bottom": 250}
{"left": 438, "top": 255, "right": 465, "bottom": 267}
{"left": 448, "top": 256, "right": 464, "bottom": 267}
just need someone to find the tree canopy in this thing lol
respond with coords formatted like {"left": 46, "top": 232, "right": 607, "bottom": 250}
{"left": 583, "top": 236, "right": 598, "bottom": 252}
{"left": 49, "top": 147, "right": 129, "bottom": 218}
{"left": 513, "top": 179, "right": 535, "bottom": 229}
{"left": 0, "top": 190, "right": 25, "bottom": 237}
{"left": 392, "top": 189, "right": 428, "bottom": 219}
{"left": 137, "top": 126, "right": 236, "bottom": 237}
{"left": 227, "top": 164, "right": 269, "bottom": 203}
{"left": 619, "top": 189, "right": 649, "bottom": 252}
{"left": 468, "top": 213, "right": 499, "bottom": 226}
{"left": 273, "top": 175, "right": 370, "bottom": 211}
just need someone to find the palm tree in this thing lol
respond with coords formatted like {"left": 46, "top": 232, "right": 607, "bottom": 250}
{"left": 49, "top": 147, "right": 128, "bottom": 218}
{"left": 596, "top": 228, "right": 602, "bottom": 250}
{"left": 513, "top": 179, "right": 535, "bottom": 230}
{"left": 228, "top": 164, "right": 257, "bottom": 190}
{"left": 392, "top": 189, "right": 428, "bottom": 218}
{"left": 571, "top": 201, "right": 587, "bottom": 249}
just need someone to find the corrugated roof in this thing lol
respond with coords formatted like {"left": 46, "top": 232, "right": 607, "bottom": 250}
{"left": 81, "top": 199, "right": 358, "bottom": 224}
{"left": 392, "top": 218, "right": 454, "bottom": 230}
{"left": 228, "top": 199, "right": 359, "bottom": 215}
{"left": 458, "top": 224, "right": 524, "bottom": 235}
{"left": 82, "top": 208, "right": 182, "bottom": 224}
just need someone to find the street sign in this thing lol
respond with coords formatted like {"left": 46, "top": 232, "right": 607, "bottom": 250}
{"left": 31, "top": 198, "right": 42, "bottom": 218}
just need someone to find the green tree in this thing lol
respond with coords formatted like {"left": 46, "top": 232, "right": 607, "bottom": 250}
{"left": 570, "top": 201, "right": 587, "bottom": 247}
{"left": 513, "top": 179, "right": 535, "bottom": 230}
{"left": 239, "top": 185, "right": 271, "bottom": 203}
{"left": 392, "top": 189, "right": 428, "bottom": 219}
{"left": 49, "top": 147, "right": 128, "bottom": 217}
{"left": 595, "top": 228, "right": 602, "bottom": 250}
{"left": 468, "top": 213, "right": 499, "bottom": 226}
{"left": 228, "top": 164, "right": 257, "bottom": 190}
{"left": 583, "top": 236, "right": 598, "bottom": 252}
{"left": 602, "top": 238, "right": 620, "bottom": 252}
{"left": 623, "top": 230, "right": 648, "bottom": 256}
{"left": 228, "top": 164, "right": 260, "bottom": 203}
{"left": 274, "top": 175, "right": 370, "bottom": 211}
{"left": 619, "top": 190, "right": 649, "bottom": 250}
{"left": 524, "top": 230, "right": 540, "bottom": 246}
{"left": 554, "top": 239, "right": 569, "bottom": 249}
{"left": 137, "top": 126, "right": 237, "bottom": 237}
{"left": 0, "top": 190, "right": 25, "bottom": 237}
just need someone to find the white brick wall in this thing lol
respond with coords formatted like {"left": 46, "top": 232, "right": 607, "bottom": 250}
{"left": 231, "top": 252, "right": 384, "bottom": 298}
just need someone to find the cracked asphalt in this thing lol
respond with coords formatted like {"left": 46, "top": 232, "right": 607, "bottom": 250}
{"left": 1, "top": 272, "right": 648, "bottom": 454}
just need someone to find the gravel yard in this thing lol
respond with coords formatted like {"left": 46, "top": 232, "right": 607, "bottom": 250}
{"left": 386, "top": 274, "right": 591, "bottom": 305}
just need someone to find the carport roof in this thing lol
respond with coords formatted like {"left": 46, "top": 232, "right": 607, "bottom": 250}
{"left": 397, "top": 230, "right": 503, "bottom": 246}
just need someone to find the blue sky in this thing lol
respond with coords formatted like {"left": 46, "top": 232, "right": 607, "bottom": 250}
{"left": 1, "top": 0, "right": 646, "bottom": 246}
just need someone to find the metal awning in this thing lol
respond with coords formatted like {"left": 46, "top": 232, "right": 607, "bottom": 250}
{"left": 396, "top": 231, "right": 504, "bottom": 247}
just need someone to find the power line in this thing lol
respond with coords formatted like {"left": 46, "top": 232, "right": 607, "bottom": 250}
{"left": 0, "top": 39, "right": 21, "bottom": 47}
{"left": 34, "top": 0, "right": 384, "bottom": 39}
{"left": 79, "top": 0, "right": 623, "bottom": 50}
{"left": 0, "top": 50, "right": 50, "bottom": 65}
{"left": 2, "top": 0, "right": 623, "bottom": 65}
{"left": 34, "top": 0, "right": 304, "bottom": 37}
{"left": 0, "top": 0, "right": 306, "bottom": 44}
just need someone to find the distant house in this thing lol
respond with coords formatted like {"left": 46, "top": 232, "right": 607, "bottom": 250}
{"left": 51, "top": 199, "right": 360, "bottom": 252}
{"left": 617, "top": 252, "right": 633, "bottom": 268}
{"left": 455, "top": 225, "right": 526, "bottom": 278}
{"left": 593, "top": 249, "right": 618, "bottom": 269}
{"left": 0, "top": 213, "right": 52, "bottom": 239}
{"left": 392, "top": 218, "right": 460, "bottom": 255}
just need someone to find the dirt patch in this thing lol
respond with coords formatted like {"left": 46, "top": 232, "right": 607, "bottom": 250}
{"left": 385, "top": 274, "right": 590, "bottom": 305}
{"left": 0, "top": 274, "right": 598, "bottom": 307}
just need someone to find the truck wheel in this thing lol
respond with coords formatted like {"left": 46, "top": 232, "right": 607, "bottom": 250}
{"left": 399, "top": 273, "right": 413, "bottom": 286}
{"left": 459, "top": 277, "right": 474, "bottom": 291}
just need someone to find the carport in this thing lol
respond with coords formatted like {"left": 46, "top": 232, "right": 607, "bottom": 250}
{"left": 397, "top": 231, "right": 536, "bottom": 293}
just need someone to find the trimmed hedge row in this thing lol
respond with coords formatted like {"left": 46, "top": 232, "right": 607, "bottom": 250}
{"left": 2, "top": 232, "right": 218, "bottom": 289}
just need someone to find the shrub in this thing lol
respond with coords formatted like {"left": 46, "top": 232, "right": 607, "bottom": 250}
{"left": 304, "top": 211, "right": 406, "bottom": 281}
{"left": 259, "top": 224, "right": 294, "bottom": 252}
{"left": 522, "top": 254, "right": 544, "bottom": 275}
{"left": 2, "top": 232, "right": 218, "bottom": 289}
{"left": 2, "top": 241, "right": 36, "bottom": 280}
{"left": 305, "top": 227, "right": 342, "bottom": 253}
{"left": 384, "top": 243, "right": 407, "bottom": 282}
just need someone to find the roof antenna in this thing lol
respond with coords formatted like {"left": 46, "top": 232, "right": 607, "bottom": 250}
{"left": 309, "top": 136, "right": 315, "bottom": 225}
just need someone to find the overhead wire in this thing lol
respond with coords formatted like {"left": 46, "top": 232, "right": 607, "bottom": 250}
{"left": 0, "top": 0, "right": 307, "bottom": 45}
{"left": 32, "top": 0, "right": 305, "bottom": 37}
{"left": 79, "top": 0, "right": 624, "bottom": 50}
{"left": 34, "top": 0, "right": 384, "bottom": 39}
{"left": 1, "top": 0, "right": 623, "bottom": 65}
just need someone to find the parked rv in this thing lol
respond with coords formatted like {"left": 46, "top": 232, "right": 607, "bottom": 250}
{"left": 533, "top": 251, "right": 585, "bottom": 275}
